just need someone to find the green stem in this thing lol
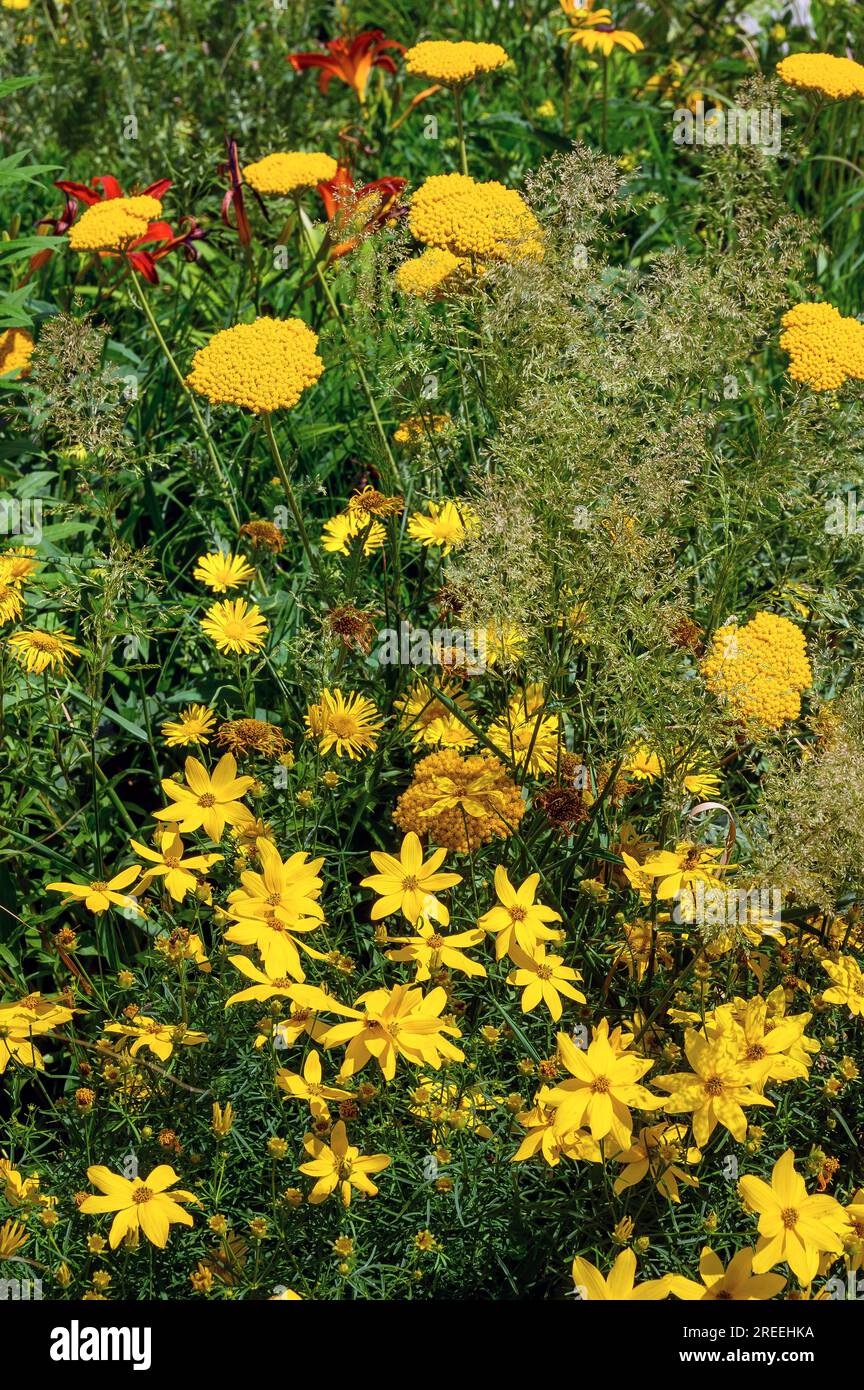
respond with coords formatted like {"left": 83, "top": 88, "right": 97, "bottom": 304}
{"left": 293, "top": 197, "right": 399, "bottom": 493}
{"left": 129, "top": 272, "right": 241, "bottom": 531}
{"left": 262, "top": 413, "right": 328, "bottom": 595}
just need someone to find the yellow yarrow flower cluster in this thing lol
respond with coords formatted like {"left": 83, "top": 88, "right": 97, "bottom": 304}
{"left": 408, "top": 173, "right": 543, "bottom": 263}
{"left": 242, "top": 152, "right": 338, "bottom": 195}
{"left": 68, "top": 196, "right": 162, "bottom": 252}
{"left": 186, "top": 316, "right": 324, "bottom": 414}
{"left": 395, "top": 247, "right": 472, "bottom": 297}
{"left": 0, "top": 328, "right": 34, "bottom": 377}
{"left": 404, "top": 40, "right": 509, "bottom": 87}
{"left": 393, "top": 748, "right": 526, "bottom": 853}
{"left": 703, "top": 611, "right": 812, "bottom": 731}
{"left": 393, "top": 413, "right": 450, "bottom": 444}
{"left": 776, "top": 52, "right": 864, "bottom": 102}
{"left": 780, "top": 302, "right": 864, "bottom": 391}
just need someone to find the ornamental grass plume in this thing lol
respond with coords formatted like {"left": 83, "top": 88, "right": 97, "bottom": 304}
{"left": 408, "top": 173, "right": 543, "bottom": 262}
{"left": 747, "top": 687, "right": 864, "bottom": 911}
{"left": 780, "top": 302, "right": 864, "bottom": 391}
{"left": 393, "top": 748, "right": 526, "bottom": 853}
{"left": 702, "top": 612, "right": 812, "bottom": 730}
{"left": 776, "top": 52, "right": 864, "bottom": 101}
{"left": 186, "top": 317, "right": 324, "bottom": 414}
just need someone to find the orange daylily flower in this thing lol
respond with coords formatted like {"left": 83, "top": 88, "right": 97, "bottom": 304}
{"left": 317, "top": 161, "right": 407, "bottom": 259}
{"left": 287, "top": 30, "right": 405, "bottom": 104}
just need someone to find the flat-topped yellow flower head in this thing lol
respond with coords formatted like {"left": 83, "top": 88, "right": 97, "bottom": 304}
{"left": 703, "top": 611, "right": 812, "bottom": 730}
{"left": 242, "top": 151, "right": 338, "bottom": 195}
{"left": 68, "top": 196, "right": 162, "bottom": 252}
{"left": 777, "top": 52, "right": 864, "bottom": 101}
{"left": 0, "top": 328, "right": 35, "bottom": 377}
{"left": 395, "top": 247, "right": 470, "bottom": 297}
{"left": 186, "top": 316, "right": 324, "bottom": 414}
{"left": 409, "top": 173, "right": 543, "bottom": 262}
{"left": 404, "top": 40, "right": 509, "bottom": 87}
{"left": 780, "top": 301, "right": 864, "bottom": 391}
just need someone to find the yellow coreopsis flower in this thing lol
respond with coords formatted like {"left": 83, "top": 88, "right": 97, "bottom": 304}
{"left": 571, "top": 1248, "right": 669, "bottom": 1301}
{"left": 276, "top": 1049, "right": 352, "bottom": 1119}
{"left": 227, "top": 839, "right": 325, "bottom": 926}
{"left": 821, "top": 955, "right": 864, "bottom": 1018}
{"left": 0, "top": 1158, "right": 43, "bottom": 1207}
{"left": 320, "top": 982, "right": 464, "bottom": 1080}
{"left": 193, "top": 550, "right": 256, "bottom": 592}
{"left": 0, "top": 1220, "right": 29, "bottom": 1261}
{"left": 360, "top": 831, "right": 462, "bottom": 925}
{"left": 224, "top": 959, "right": 329, "bottom": 1017}
{"left": 80, "top": 1164, "right": 198, "bottom": 1249}
{"left": 160, "top": 703, "right": 217, "bottom": 747}
{"left": 386, "top": 916, "right": 487, "bottom": 983}
{"left": 510, "top": 1095, "right": 603, "bottom": 1166}
{"left": 200, "top": 597, "right": 268, "bottom": 654}
{"left": 407, "top": 499, "right": 476, "bottom": 554}
{"left": 613, "top": 1122, "right": 701, "bottom": 1204}
{"left": 104, "top": 1018, "right": 208, "bottom": 1061}
{"left": 478, "top": 866, "right": 563, "bottom": 960}
{"left": 654, "top": 1029, "right": 773, "bottom": 1147}
{"left": 506, "top": 943, "right": 586, "bottom": 1022}
{"left": 712, "top": 997, "right": 814, "bottom": 1086}
{"left": 0, "top": 995, "right": 74, "bottom": 1078}
{"left": 304, "top": 687, "right": 384, "bottom": 759}
{"left": 208, "top": 1101, "right": 234, "bottom": 1139}
{"left": 548, "top": 1019, "right": 662, "bottom": 1148}
{"left": 153, "top": 752, "right": 255, "bottom": 840}
{"left": 738, "top": 1150, "right": 848, "bottom": 1286}
{"left": 130, "top": 828, "right": 222, "bottom": 903}
{"left": 45, "top": 864, "right": 141, "bottom": 915}
{"left": 6, "top": 626, "right": 80, "bottom": 675}
{"left": 0, "top": 1021, "right": 51, "bottom": 1074}
{"left": 667, "top": 1246, "right": 786, "bottom": 1301}
{"left": 321, "top": 510, "right": 386, "bottom": 556}
{"left": 487, "top": 685, "right": 562, "bottom": 776}
{"left": 298, "top": 1120, "right": 390, "bottom": 1207}
{"left": 639, "top": 841, "right": 726, "bottom": 900}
